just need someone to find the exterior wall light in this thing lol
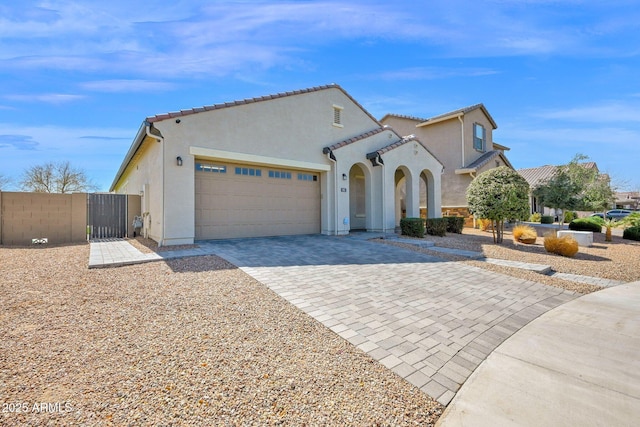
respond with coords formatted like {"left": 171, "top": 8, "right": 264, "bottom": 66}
{"left": 176, "top": 156, "right": 183, "bottom": 166}
{"left": 342, "top": 173, "right": 347, "bottom": 180}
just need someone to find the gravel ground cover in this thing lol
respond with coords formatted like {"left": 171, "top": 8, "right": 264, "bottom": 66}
{"left": 384, "top": 226, "right": 640, "bottom": 294}
{"left": 1, "top": 244, "right": 443, "bottom": 426}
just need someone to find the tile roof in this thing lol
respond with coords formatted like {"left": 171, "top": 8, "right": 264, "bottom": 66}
{"left": 379, "top": 113, "right": 429, "bottom": 123}
{"left": 517, "top": 165, "right": 558, "bottom": 188}
{"left": 370, "top": 135, "right": 443, "bottom": 167}
{"left": 465, "top": 150, "right": 512, "bottom": 170}
{"left": 324, "top": 127, "right": 443, "bottom": 168}
{"left": 326, "top": 127, "right": 388, "bottom": 151}
{"left": 421, "top": 103, "right": 497, "bottom": 129}
{"left": 146, "top": 83, "right": 380, "bottom": 125}
{"left": 518, "top": 162, "right": 599, "bottom": 188}
{"left": 381, "top": 103, "right": 497, "bottom": 129}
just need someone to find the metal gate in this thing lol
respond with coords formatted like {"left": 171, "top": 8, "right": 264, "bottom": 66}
{"left": 87, "top": 194, "right": 127, "bottom": 239}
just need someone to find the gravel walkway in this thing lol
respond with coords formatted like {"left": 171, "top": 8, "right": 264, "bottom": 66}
{"left": 1, "top": 244, "right": 442, "bottom": 426}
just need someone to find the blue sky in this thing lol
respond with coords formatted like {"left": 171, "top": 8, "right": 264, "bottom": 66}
{"left": 1, "top": 0, "right": 639, "bottom": 191}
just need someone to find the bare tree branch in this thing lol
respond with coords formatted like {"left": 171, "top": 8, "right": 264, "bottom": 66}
{"left": 0, "top": 173, "right": 12, "bottom": 190}
{"left": 20, "top": 161, "right": 97, "bottom": 193}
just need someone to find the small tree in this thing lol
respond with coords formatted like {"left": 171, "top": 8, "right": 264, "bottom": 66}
{"left": 20, "top": 161, "right": 97, "bottom": 193}
{"left": 533, "top": 167, "right": 581, "bottom": 229}
{"left": 534, "top": 154, "right": 616, "bottom": 228}
{"left": 467, "top": 166, "right": 530, "bottom": 243}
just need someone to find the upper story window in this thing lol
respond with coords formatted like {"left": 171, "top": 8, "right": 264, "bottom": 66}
{"left": 333, "top": 104, "right": 344, "bottom": 128}
{"left": 473, "top": 123, "right": 486, "bottom": 152}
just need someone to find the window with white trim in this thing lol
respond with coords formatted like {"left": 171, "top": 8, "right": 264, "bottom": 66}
{"left": 473, "top": 123, "right": 486, "bottom": 152}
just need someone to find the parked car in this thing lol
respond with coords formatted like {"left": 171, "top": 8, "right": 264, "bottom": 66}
{"left": 606, "top": 209, "right": 632, "bottom": 220}
{"left": 590, "top": 213, "right": 604, "bottom": 219}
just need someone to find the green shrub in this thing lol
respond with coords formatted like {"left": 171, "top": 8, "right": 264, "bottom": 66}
{"left": 623, "top": 225, "right": 640, "bottom": 241}
{"left": 444, "top": 216, "right": 464, "bottom": 234}
{"left": 425, "top": 218, "right": 447, "bottom": 237}
{"left": 400, "top": 217, "right": 425, "bottom": 238}
{"left": 529, "top": 212, "right": 542, "bottom": 222}
{"left": 569, "top": 218, "right": 602, "bottom": 233}
{"left": 622, "top": 212, "right": 640, "bottom": 228}
{"left": 541, "top": 215, "right": 554, "bottom": 224}
{"left": 563, "top": 211, "right": 577, "bottom": 223}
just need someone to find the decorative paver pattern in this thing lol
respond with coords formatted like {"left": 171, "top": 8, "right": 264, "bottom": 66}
{"left": 200, "top": 235, "right": 579, "bottom": 405}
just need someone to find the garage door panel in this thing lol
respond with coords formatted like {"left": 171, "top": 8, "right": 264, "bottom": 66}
{"left": 195, "top": 162, "right": 320, "bottom": 240}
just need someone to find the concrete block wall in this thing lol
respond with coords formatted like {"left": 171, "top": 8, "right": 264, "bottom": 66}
{"left": 0, "top": 191, "right": 88, "bottom": 245}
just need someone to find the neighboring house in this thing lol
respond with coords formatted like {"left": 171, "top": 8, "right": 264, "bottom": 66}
{"left": 380, "top": 104, "right": 513, "bottom": 222}
{"left": 614, "top": 191, "right": 640, "bottom": 210}
{"left": 110, "top": 84, "right": 443, "bottom": 245}
{"left": 517, "top": 162, "right": 599, "bottom": 216}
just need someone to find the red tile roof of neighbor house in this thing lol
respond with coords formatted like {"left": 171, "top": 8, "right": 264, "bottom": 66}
{"left": 381, "top": 103, "right": 498, "bottom": 130}
{"left": 146, "top": 83, "right": 380, "bottom": 126}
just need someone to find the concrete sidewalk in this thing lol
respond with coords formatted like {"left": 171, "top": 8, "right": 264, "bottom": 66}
{"left": 88, "top": 239, "right": 215, "bottom": 268}
{"left": 437, "top": 281, "right": 640, "bottom": 427}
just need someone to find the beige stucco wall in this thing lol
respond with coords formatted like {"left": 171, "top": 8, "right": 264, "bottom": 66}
{"left": 113, "top": 136, "right": 164, "bottom": 242}
{"left": 382, "top": 109, "right": 497, "bottom": 209}
{"left": 112, "top": 87, "right": 444, "bottom": 243}
{"left": 332, "top": 129, "right": 442, "bottom": 233}
{"left": 0, "top": 192, "right": 87, "bottom": 245}
{"left": 113, "top": 87, "right": 382, "bottom": 244}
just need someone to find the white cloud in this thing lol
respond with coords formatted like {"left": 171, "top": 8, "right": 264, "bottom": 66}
{"left": 377, "top": 67, "right": 500, "bottom": 81}
{"left": 80, "top": 80, "right": 176, "bottom": 92}
{"left": 1, "top": 0, "right": 638, "bottom": 80}
{"left": 5, "top": 94, "right": 85, "bottom": 104}
{"left": 535, "top": 102, "right": 640, "bottom": 123}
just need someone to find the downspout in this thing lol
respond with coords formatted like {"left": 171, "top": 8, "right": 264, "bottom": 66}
{"left": 144, "top": 122, "right": 164, "bottom": 245}
{"left": 470, "top": 170, "right": 476, "bottom": 228}
{"left": 458, "top": 115, "right": 465, "bottom": 167}
{"left": 380, "top": 156, "right": 386, "bottom": 234}
{"left": 324, "top": 148, "right": 339, "bottom": 235}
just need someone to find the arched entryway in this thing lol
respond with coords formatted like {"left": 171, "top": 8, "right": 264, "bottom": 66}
{"left": 421, "top": 169, "right": 436, "bottom": 219}
{"left": 349, "top": 164, "right": 367, "bottom": 231}
{"left": 394, "top": 168, "right": 409, "bottom": 227}
{"left": 420, "top": 171, "right": 431, "bottom": 219}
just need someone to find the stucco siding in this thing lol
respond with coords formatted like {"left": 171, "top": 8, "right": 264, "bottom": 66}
{"left": 111, "top": 86, "right": 444, "bottom": 243}
{"left": 462, "top": 108, "right": 494, "bottom": 167}
{"left": 113, "top": 137, "right": 164, "bottom": 242}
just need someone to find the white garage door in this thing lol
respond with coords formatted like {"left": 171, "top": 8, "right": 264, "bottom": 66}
{"left": 195, "top": 161, "right": 321, "bottom": 240}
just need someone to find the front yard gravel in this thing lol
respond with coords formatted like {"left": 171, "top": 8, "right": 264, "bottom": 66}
{"left": 386, "top": 227, "right": 640, "bottom": 294}
{"left": 1, "top": 244, "right": 443, "bottom": 426}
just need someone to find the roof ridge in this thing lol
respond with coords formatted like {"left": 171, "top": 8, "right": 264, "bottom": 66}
{"left": 380, "top": 113, "right": 429, "bottom": 123}
{"left": 326, "top": 126, "right": 388, "bottom": 151}
{"left": 147, "top": 83, "right": 344, "bottom": 123}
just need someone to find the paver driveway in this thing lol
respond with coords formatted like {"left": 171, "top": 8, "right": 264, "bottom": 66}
{"left": 203, "top": 234, "right": 578, "bottom": 405}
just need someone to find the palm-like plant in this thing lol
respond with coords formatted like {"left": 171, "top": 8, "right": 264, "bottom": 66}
{"left": 602, "top": 218, "right": 620, "bottom": 242}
